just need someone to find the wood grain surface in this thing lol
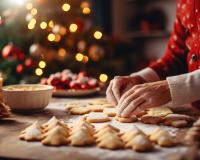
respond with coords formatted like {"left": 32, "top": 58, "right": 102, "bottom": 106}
{"left": 0, "top": 97, "right": 197, "bottom": 160}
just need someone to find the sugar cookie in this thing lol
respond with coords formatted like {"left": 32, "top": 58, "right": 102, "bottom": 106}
{"left": 69, "top": 107, "right": 90, "bottom": 115}
{"left": 115, "top": 115, "right": 137, "bottom": 123}
{"left": 19, "top": 121, "right": 42, "bottom": 141}
{"left": 103, "top": 108, "right": 117, "bottom": 117}
{"left": 146, "top": 106, "right": 173, "bottom": 117}
{"left": 140, "top": 115, "right": 163, "bottom": 124}
{"left": 87, "top": 105, "right": 105, "bottom": 112}
{"left": 85, "top": 112, "right": 110, "bottom": 123}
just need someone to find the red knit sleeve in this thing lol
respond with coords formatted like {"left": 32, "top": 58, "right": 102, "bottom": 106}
{"left": 149, "top": 1, "right": 188, "bottom": 80}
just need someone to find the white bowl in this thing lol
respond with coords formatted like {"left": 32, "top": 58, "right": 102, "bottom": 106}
{"left": 2, "top": 84, "right": 53, "bottom": 112}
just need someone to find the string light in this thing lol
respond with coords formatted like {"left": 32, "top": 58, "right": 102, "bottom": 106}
{"left": 69, "top": 23, "right": 78, "bottom": 32}
{"left": 26, "top": 2, "right": 33, "bottom": 10}
{"left": 48, "top": 20, "right": 54, "bottom": 28}
{"left": 58, "top": 48, "right": 67, "bottom": 57}
{"left": 35, "top": 68, "right": 43, "bottom": 76}
{"left": 40, "top": 21, "right": 47, "bottom": 29}
{"left": 39, "top": 61, "right": 46, "bottom": 68}
{"left": 82, "top": 7, "right": 91, "bottom": 14}
{"left": 82, "top": 55, "right": 89, "bottom": 63}
{"left": 75, "top": 53, "right": 84, "bottom": 61}
{"left": 31, "top": 8, "right": 38, "bottom": 15}
{"left": 30, "top": 18, "right": 36, "bottom": 24}
{"left": 99, "top": 74, "right": 108, "bottom": 83}
{"left": 47, "top": 33, "right": 56, "bottom": 41}
{"left": 94, "top": 31, "right": 102, "bottom": 39}
{"left": 62, "top": 3, "right": 71, "bottom": 12}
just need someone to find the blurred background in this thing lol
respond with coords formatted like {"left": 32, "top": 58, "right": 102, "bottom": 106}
{"left": 0, "top": 0, "right": 176, "bottom": 85}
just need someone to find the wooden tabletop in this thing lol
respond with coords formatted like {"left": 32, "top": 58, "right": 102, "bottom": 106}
{"left": 0, "top": 97, "right": 195, "bottom": 160}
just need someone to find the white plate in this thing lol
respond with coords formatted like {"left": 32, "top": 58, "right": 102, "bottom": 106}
{"left": 53, "top": 87, "right": 101, "bottom": 97}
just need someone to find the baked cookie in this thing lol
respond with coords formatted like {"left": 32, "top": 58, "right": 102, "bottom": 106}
{"left": 140, "top": 115, "right": 163, "bottom": 124}
{"left": 146, "top": 106, "right": 173, "bottom": 117}
{"left": 103, "top": 108, "right": 117, "bottom": 117}
{"left": 96, "top": 124, "right": 120, "bottom": 133}
{"left": 97, "top": 133, "right": 124, "bottom": 150}
{"left": 41, "top": 125, "right": 69, "bottom": 146}
{"left": 42, "top": 119, "right": 68, "bottom": 133}
{"left": 85, "top": 112, "right": 110, "bottom": 123}
{"left": 87, "top": 105, "right": 105, "bottom": 112}
{"left": 102, "top": 103, "right": 115, "bottom": 108}
{"left": 115, "top": 115, "right": 137, "bottom": 123}
{"left": 42, "top": 116, "right": 58, "bottom": 128}
{"left": 149, "top": 128, "right": 168, "bottom": 142}
{"left": 69, "top": 107, "right": 90, "bottom": 115}
{"left": 125, "top": 134, "right": 153, "bottom": 152}
{"left": 19, "top": 121, "right": 43, "bottom": 141}
{"left": 88, "top": 98, "right": 108, "bottom": 105}
{"left": 121, "top": 127, "right": 144, "bottom": 143}
{"left": 70, "top": 128, "right": 95, "bottom": 146}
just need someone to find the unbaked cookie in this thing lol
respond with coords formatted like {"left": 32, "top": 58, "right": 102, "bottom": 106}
{"left": 85, "top": 112, "right": 110, "bottom": 123}
{"left": 103, "top": 108, "right": 117, "bottom": 117}
{"left": 19, "top": 121, "right": 43, "bottom": 141}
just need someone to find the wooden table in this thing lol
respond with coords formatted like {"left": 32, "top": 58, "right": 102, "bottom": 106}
{"left": 0, "top": 97, "right": 195, "bottom": 160}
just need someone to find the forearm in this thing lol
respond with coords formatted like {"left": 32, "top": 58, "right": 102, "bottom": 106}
{"left": 167, "top": 69, "right": 200, "bottom": 106}
{"left": 131, "top": 67, "right": 160, "bottom": 82}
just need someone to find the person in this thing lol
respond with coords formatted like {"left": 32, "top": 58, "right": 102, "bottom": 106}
{"left": 106, "top": 0, "right": 200, "bottom": 118}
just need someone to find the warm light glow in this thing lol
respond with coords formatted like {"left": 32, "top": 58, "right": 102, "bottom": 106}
{"left": 99, "top": 74, "right": 108, "bottom": 83}
{"left": 82, "top": 7, "right": 91, "bottom": 14}
{"left": 16, "top": 0, "right": 25, "bottom": 6}
{"left": 75, "top": 53, "right": 84, "bottom": 61}
{"left": 60, "top": 27, "right": 67, "bottom": 35}
{"left": 30, "top": 18, "right": 36, "bottom": 24}
{"left": 58, "top": 48, "right": 67, "bottom": 57}
{"left": 48, "top": 20, "right": 54, "bottom": 28}
{"left": 40, "top": 21, "right": 47, "bottom": 29}
{"left": 28, "top": 21, "right": 36, "bottom": 30}
{"left": 26, "top": 3, "right": 33, "bottom": 10}
{"left": 69, "top": 23, "right": 78, "bottom": 32}
{"left": 82, "top": 55, "right": 89, "bottom": 63}
{"left": 47, "top": 33, "right": 56, "bottom": 42}
{"left": 81, "top": 1, "right": 90, "bottom": 9}
{"left": 39, "top": 61, "right": 46, "bottom": 68}
{"left": 54, "top": 34, "right": 61, "bottom": 42}
{"left": 94, "top": 31, "right": 103, "bottom": 39}
{"left": 62, "top": 3, "right": 71, "bottom": 12}
{"left": 31, "top": 8, "right": 37, "bottom": 15}
{"left": 35, "top": 68, "right": 43, "bottom": 76}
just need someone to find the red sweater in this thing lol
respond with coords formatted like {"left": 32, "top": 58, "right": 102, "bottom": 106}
{"left": 149, "top": 0, "right": 200, "bottom": 107}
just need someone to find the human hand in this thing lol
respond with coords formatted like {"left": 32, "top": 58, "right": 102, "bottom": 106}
{"left": 117, "top": 80, "right": 171, "bottom": 117}
{"left": 106, "top": 75, "right": 146, "bottom": 105}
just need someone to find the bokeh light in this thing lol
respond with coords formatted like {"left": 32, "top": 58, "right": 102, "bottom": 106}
{"left": 75, "top": 53, "right": 84, "bottom": 61}
{"left": 40, "top": 21, "right": 47, "bottom": 29}
{"left": 62, "top": 3, "right": 71, "bottom": 12}
{"left": 94, "top": 31, "right": 103, "bottom": 39}
{"left": 69, "top": 23, "right": 78, "bottom": 32}
{"left": 39, "top": 61, "right": 46, "bottom": 68}
{"left": 35, "top": 68, "right": 43, "bottom": 76}
{"left": 99, "top": 74, "right": 108, "bottom": 82}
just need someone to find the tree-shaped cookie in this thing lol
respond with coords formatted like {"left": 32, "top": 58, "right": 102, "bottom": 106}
{"left": 19, "top": 121, "right": 43, "bottom": 141}
{"left": 41, "top": 125, "right": 70, "bottom": 146}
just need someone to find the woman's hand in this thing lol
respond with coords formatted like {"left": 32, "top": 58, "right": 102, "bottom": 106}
{"left": 106, "top": 75, "right": 146, "bottom": 105}
{"left": 117, "top": 80, "right": 172, "bottom": 117}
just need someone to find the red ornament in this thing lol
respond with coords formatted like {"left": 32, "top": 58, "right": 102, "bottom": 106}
{"left": 69, "top": 81, "right": 81, "bottom": 89}
{"left": 16, "top": 64, "right": 24, "bottom": 74}
{"left": 2, "top": 44, "right": 25, "bottom": 60}
{"left": 25, "top": 58, "right": 33, "bottom": 68}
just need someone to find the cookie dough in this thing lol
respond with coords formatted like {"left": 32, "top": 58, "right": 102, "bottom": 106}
{"left": 69, "top": 107, "right": 91, "bottom": 115}
{"left": 85, "top": 112, "right": 110, "bottom": 123}
{"left": 115, "top": 115, "right": 137, "bottom": 123}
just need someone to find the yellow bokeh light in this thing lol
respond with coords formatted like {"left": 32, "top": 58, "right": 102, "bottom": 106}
{"left": 39, "top": 61, "right": 46, "bottom": 69}
{"left": 48, "top": 20, "right": 54, "bottom": 28}
{"left": 31, "top": 8, "right": 37, "bottom": 15}
{"left": 28, "top": 20, "right": 36, "bottom": 30}
{"left": 94, "top": 31, "right": 103, "bottom": 39}
{"left": 35, "top": 68, "right": 43, "bottom": 76}
{"left": 47, "top": 33, "right": 56, "bottom": 42}
{"left": 58, "top": 48, "right": 67, "bottom": 57}
{"left": 30, "top": 18, "right": 36, "bottom": 24}
{"left": 99, "top": 74, "right": 108, "bottom": 83}
{"left": 82, "top": 7, "right": 91, "bottom": 14}
{"left": 40, "top": 21, "right": 47, "bottom": 29}
{"left": 62, "top": 3, "right": 71, "bottom": 12}
{"left": 26, "top": 3, "right": 33, "bottom": 10}
{"left": 69, "top": 23, "right": 78, "bottom": 33}
{"left": 54, "top": 34, "right": 61, "bottom": 42}
{"left": 75, "top": 53, "right": 84, "bottom": 61}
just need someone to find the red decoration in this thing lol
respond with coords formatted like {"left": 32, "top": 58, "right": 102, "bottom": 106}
{"left": 75, "top": 19, "right": 84, "bottom": 32}
{"left": 25, "top": 58, "right": 34, "bottom": 68}
{"left": 16, "top": 64, "right": 24, "bottom": 74}
{"left": 2, "top": 44, "right": 25, "bottom": 60}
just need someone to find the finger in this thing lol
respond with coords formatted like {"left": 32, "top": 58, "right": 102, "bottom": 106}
{"left": 121, "top": 97, "right": 145, "bottom": 117}
{"left": 106, "top": 80, "right": 117, "bottom": 105}
{"left": 112, "top": 78, "right": 122, "bottom": 101}
{"left": 118, "top": 87, "right": 135, "bottom": 108}
{"left": 118, "top": 90, "right": 141, "bottom": 116}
